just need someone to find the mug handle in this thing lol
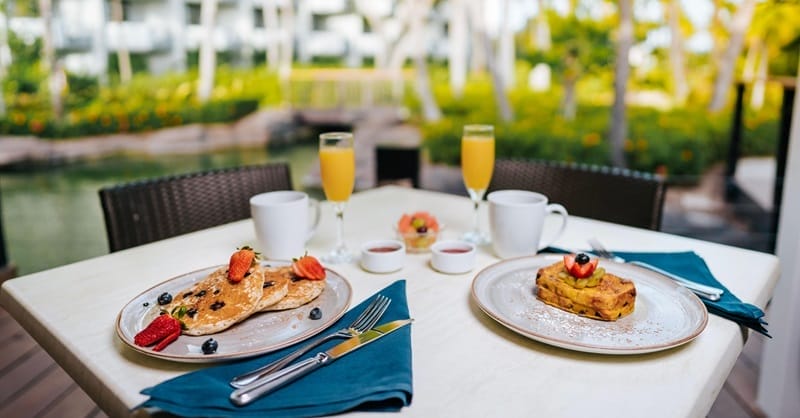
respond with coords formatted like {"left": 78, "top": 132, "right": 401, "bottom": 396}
{"left": 537, "top": 203, "right": 568, "bottom": 250}
{"left": 306, "top": 198, "right": 321, "bottom": 242}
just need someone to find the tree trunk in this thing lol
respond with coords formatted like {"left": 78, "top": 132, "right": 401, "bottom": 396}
{"left": 197, "top": 0, "right": 218, "bottom": 102}
{"left": 468, "top": 0, "right": 513, "bottom": 122}
{"left": 708, "top": 0, "right": 757, "bottom": 112}
{"left": 39, "top": 0, "right": 63, "bottom": 119}
{"left": 666, "top": 0, "right": 688, "bottom": 104}
{"left": 278, "top": 0, "right": 294, "bottom": 81}
{"left": 448, "top": 0, "right": 468, "bottom": 97}
{"left": 498, "top": 0, "right": 515, "bottom": 89}
{"left": 561, "top": 49, "right": 579, "bottom": 120}
{"left": 0, "top": 0, "right": 8, "bottom": 116}
{"left": 467, "top": 0, "right": 486, "bottom": 74}
{"left": 407, "top": 0, "right": 441, "bottom": 121}
{"left": 110, "top": 0, "right": 132, "bottom": 83}
{"left": 262, "top": 0, "right": 279, "bottom": 72}
{"left": 750, "top": 42, "right": 767, "bottom": 110}
{"left": 710, "top": 0, "right": 725, "bottom": 65}
{"left": 533, "top": 0, "right": 551, "bottom": 51}
{"left": 609, "top": 0, "right": 633, "bottom": 168}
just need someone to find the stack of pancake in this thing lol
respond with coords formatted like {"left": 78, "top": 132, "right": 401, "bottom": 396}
{"left": 166, "top": 264, "right": 325, "bottom": 336}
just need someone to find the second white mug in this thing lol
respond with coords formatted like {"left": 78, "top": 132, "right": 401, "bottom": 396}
{"left": 250, "top": 190, "right": 320, "bottom": 261}
{"left": 487, "top": 190, "right": 568, "bottom": 259}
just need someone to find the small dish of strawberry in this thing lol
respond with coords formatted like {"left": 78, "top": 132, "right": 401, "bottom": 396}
{"left": 396, "top": 211, "right": 442, "bottom": 253}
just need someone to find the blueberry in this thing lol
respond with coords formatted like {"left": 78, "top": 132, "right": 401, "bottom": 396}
{"left": 201, "top": 338, "right": 218, "bottom": 354}
{"left": 416, "top": 226, "right": 428, "bottom": 234}
{"left": 309, "top": 307, "right": 322, "bottom": 320}
{"left": 575, "top": 253, "right": 591, "bottom": 265}
{"left": 157, "top": 292, "right": 173, "bottom": 305}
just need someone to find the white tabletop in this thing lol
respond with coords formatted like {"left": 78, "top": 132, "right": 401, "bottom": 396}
{"left": 0, "top": 186, "right": 779, "bottom": 418}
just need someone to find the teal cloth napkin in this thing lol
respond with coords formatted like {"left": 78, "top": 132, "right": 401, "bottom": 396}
{"left": 138, "top": 280, "right": 413, "bottom": 417}
{"left": 545, "top": 248, "right": 770, "bottom": 337}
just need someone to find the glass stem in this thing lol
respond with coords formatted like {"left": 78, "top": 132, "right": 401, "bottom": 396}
{"left": 472, "top": 198, "right": 480, "bottom": 234}
{"left": 333, "top": 201, "right": 346, "bottom": 253}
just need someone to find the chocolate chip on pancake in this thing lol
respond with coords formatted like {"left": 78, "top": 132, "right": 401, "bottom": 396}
{"left": 167, "top": 264, "right": 265, "bottom": 336}
{"left": 261, "top": 266, "right": 326, "bottom": 312}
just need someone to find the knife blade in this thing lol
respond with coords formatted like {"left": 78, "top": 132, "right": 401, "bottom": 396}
{"left": 230, "top": 318, "right": 413, "bottom": 407}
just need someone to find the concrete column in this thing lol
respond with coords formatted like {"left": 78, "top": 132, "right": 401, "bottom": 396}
{"left": 757, "top": 57, "right": 800, "bottom": 418}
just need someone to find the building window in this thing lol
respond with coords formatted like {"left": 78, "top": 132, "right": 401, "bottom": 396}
{"left": 254, "top": 7, "right": 264, "bottom": 28}
{"left": 311, "top": 14, "right": 326, "bottom": 31}
{"left": 187, "top": 4, "right": 201, "bottom": 25}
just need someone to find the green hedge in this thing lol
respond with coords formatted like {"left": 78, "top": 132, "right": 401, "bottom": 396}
{"left": 420, "top": 83, "right": 780, "bottom": 179}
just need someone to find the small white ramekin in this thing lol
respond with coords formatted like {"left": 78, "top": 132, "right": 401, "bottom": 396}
{"left": 360, "top": 239, "right": 406, "bottom": 273}
{"left": 430, "top": 240, "right": 477, "bottom": 274}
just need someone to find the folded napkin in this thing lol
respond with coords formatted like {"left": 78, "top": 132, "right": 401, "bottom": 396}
{"left": 138, "top": 280, "right": 413, "bottom": 418}
{"left": 545, "top": 248, "right": 770, "bottom": 337}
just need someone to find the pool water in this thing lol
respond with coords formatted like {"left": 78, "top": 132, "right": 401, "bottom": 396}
{"left": 0, "top": 144, "right": 318, "bottom": 275}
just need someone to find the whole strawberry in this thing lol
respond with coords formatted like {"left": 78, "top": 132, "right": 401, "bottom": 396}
{"left": 134, "top": 313, "right": 182, "bottom": 348}
{"left": 228, "top": 246, "right": 259, "bottom": 283}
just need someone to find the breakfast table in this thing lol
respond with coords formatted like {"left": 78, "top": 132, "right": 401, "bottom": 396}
{"left": 0, "top": 185, "right": 779, "bottom": 417}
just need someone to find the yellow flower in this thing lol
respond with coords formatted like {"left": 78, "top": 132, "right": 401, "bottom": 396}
{"left": 636, "top": 139, "right": 648, "bottom": 151}
{"left": 12, "top": 112, "right": 26, "bottom": 125}
{"left": 624, "top": 139, "right": 634, "bottom": 151}
{"left": 681, "top": 149, "right": 693, "bottom": 161}
{"left": 582, "top": 132, "right": 601, "bottom": 147}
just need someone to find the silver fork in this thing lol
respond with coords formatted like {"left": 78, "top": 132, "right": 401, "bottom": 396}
{"left": 229, "top": 294, "right": 391, "bottom": 388}
{"left": 587, "top": 238, "right": 724, "bottom": 301}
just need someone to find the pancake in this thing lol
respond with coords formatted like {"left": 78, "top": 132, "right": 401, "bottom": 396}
{"left": 167, "top": 264, "right": 265, "bottom": 336}
{"left": 255, "top": 266, "right": 291, "bottom": 311}
{"left": 261, "top": 266, "right": 326, "bottom": 311}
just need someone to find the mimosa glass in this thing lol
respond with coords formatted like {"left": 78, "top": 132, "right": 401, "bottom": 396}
{"left": 461, "top": 124, "right": 495, "bottom": 244}
{"left": 319, "top": 132, "right": 356, "bottom": 263}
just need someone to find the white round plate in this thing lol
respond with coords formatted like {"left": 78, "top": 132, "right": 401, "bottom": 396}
{"left": 471, "top": 254, "right": 708, "bottom": 355}
{"left": 116, "top": 261, "right": 351, "bottom": 363}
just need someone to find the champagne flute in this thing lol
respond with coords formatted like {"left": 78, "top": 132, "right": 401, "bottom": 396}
{"left": 461, "top": 124, "right": 495, "bottom": 244}
{"left": 319, "top": 132, "right": 356, "bottom": 263}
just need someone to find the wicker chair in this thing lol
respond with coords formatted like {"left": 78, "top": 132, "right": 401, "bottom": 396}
{"left": 98, "top": 163, "right": 293, "bottom": 252}
{"left": 487, "top": 159, "right": 667, "bottom": 230}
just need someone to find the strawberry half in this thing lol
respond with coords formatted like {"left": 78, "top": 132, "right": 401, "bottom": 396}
{"left": 228, "top": 246, "right": 258, "bottom": 283}
{"left": 292, "top": 254, "right": 326, "bottom": 280}
{"left": 563, "top": 254, "right": 599, "bottom": 279}
{"left": 134, "top": 313, "right": 182, "bottom": 348}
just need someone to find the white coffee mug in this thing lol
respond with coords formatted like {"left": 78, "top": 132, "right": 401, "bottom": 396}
{"left": 487, "top": 190, "right": 568, "bottom": 259}
{"left": 250, "top": 191, "right": 320, "bottom": 260}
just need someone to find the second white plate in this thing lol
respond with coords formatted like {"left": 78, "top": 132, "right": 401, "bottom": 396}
{"left": 471, "top": 254, "right": 708, "bottom": 355}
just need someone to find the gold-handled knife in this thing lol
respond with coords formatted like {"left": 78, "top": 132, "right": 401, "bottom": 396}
{"left": 230, "top": 318, "right": 413, "bottom": 407}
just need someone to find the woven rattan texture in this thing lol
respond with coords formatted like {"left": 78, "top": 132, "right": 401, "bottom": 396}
{"left": 488, "top": 159, "right": 666, "bottom": 230}
{"left": 99, "top": 163, "right": 292, "bottom": 252}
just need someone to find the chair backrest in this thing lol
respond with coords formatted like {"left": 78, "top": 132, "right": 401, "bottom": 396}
{"left": 99, "top": 163, "right": 293, "bottom": 252}
{"left": 488, "top": 159, "right": 666, "bottom": 230}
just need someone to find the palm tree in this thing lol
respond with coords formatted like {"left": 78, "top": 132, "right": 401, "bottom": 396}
{"left": 197, "top": 0, "right": 218, "bottom": 102}
{"left": 448, "top": 0, "right": 468, "bottom": 97}
{"left": 467, "top": 0, "right": 513, "bottom": 122}
{"left": 708, "top": 0, "right": 757, "bottom": 112}
{"left": 664, "top": 0, "right": 688, "bottom": 104}
{"left": 110, "top": 0, "right": 132, "bottom": 83}
{"left": 38, "top": 0, "right": 64, "bottom": 119}
{"left": 609, "top": 0, "right": 633, "bottom": 168}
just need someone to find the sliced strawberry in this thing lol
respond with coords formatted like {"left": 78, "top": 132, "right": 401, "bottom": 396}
{"left": 153, "top": 329, "right": 181, "bottom": 352}
{"left": 567, "top": 257, "right": 599, "bottom": 279}
{"left": 563, "top": 254, "right": 576, "bottom": 272}
{"left": 134, "top": 314, "right": 182, "bottom": 347}
{"left": 292, "top": 254, "right": 326, "bottom": 280}
{"left": 228, "top": 246, "right": 258, "bottom": 283}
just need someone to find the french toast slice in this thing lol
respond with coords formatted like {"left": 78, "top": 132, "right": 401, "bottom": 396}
{"left": 535, "top": 260, "right": 636, "bottom": 321}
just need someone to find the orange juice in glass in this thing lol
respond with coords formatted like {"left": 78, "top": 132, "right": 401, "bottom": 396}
{"left": 461, "top": 124, "right": 495, "bottom": 244}
{"left": 319, "top": 132, "right": 356, "bottom": 263}
{"left": 320, "top": 147, "right": 355, "bottom": 202}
